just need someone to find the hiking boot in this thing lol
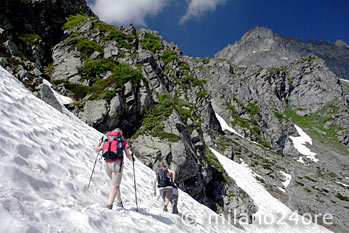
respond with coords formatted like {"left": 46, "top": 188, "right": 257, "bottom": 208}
{"left": 116, "top": 202, "right": 124, "bottom": 208}
{"left": 163, "top": 205, "right": 168, "bottom": 212}
{"left": 106, "top": 204, "right": 113, "bottom": 210}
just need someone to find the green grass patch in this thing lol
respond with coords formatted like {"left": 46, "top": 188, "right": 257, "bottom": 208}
{"left": 133, "top": 93, "right": 195, "bottom": 140}
{"left": 341, "top": 81, "right": 349, "bottom": 89}
{"left": 267, "top": 67, "right": 281, "bottom": 74}
{"left": 55, "top": 62, "right": 142, "bottom": 100}
{"left": 62, "top": 13, "right": 91, "bottom": 30}
{"left": 97, "top": 23, "right": 135, "bottom": 49}
{"left": 245, "top": 102, "right": 261, "bottom": 115}
{"left": 109, "top": 62, "right": 143, "bottom": 88}
{"left": 161, "top": 49, "right": 177, "bottom": 65}
{"left": 17, "top": 33, "right": 41, "bottom": 46}
{"left": 274, "top": 111, "right": 284, "bottom": 122}
{"left": 205, "top": 147, "right": 224, "bottom": 173}
{"left": 133, "top": 93, "right": 182, "bottom": 142}
{"left": 93, "top": 21, "right": 117, "bottom": 32}
{"left": 285, "top": 106, "right": 349, "bottom": 155}
{"left": 226, "top": 102, "right": 270, "bottom": 148}
{"left": 179, "top": 63, "right": 190, "bottom": 71}
{"left": 197, "top": 90, "right": 208, "bottom": 99}
{"left": 205, "top": 147, "right": 232, "bottom": 183}
{"left": 78, "top": 58, "right": 114, "bottom": 83}
{"left": 44, "top": 62, "right": 54, "bottom": 77}
{"left": 141, "top": 32, "right": 163, "bottom": 53}
{"left": 68, "top": 37, "right": 103, "bottom": 58}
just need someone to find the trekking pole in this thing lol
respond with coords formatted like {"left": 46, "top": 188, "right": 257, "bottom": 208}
{"left": 131, "top": 152, "right": 138, "bottom": 212}
{"left": 87, "top": 136, "right": 104, "bottom": 191}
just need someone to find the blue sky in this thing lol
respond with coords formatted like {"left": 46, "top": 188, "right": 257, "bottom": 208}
{"left": 87, "top": 0, "right": 349, "bottom": 58}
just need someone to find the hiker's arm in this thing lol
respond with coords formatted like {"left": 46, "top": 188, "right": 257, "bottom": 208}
{"left": 153, "top": 177, "right": 157, "bottom": 196}
{"left": 125, "top": 148, "right": 134, "bottom": 161}
{"left": 95, "top": 139, "right": 103, "bottom": 152}
{"left": 169, "top": 169, "right": 176, "bottom": 183}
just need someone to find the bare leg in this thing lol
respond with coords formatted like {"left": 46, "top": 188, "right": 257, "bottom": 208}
{"left": 115, "top": 185, "right": 122, "bottom": 203}
{"left": 164, "top": 197, "right": 169, "bottom": 206}
{"left": 108, "top": 184, "right": 117, "bottom": 205}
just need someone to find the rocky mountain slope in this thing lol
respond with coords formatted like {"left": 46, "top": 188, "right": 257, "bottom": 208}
{"left": 1, "top": 1, "right": 349, "bottom": 232}
{"left": 215, "top": 26, "right": 349, "bottom": 80}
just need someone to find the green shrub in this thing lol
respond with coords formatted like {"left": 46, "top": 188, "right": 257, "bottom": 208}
{"left": 141, "top": 32, "right": 163, "bottom": 53}
{"left": 161, "top": 49, "right": 177, "bottom": 65}
{"left": 205, "top": 147, "right": 224, "bottom": 173}
{"left": 58, "top": 62, "right": 142, "bottom": 100}
{"left": 267, "top": 67, "right": 281, "bottom": 74}
{"left": 134, "top": 93, "right": 193, "bottom": 140}
{"left": 17, "top": 33, "right": 41, "bottom": 46}
{"left": 179, "top": 63, "right": 190, "bottom": 71}
{"left": 93, "top": 21, "right": 117, "bottom": 32}
{"left": 63, "top": 81, "right": 91, "bottom": 100}
{"left": 274, "top": 111, "right": 284, "bottom": 122}
{"left": 101, "top": 90, "right": 117, "bottom": 99}
{"left": 62, "top": 13, "right": 91, "bottom": 30}
{"left": 78, "top": 58, "right": 107, "bottom": 83}
{"left": 103, "top": 30, "right": 134, "bottom": 49}
{"left": 109, "top": 62, "right": 143, "bottom": 88}
{"left": 245, "top": 102, "right": 261, "bottom": 115}
{"left": 197, "top": 90, "right": 208, "bottom": 99}
{"left": 69, "top": 37, "right": 103, "bottom": 58}
{"left": 260, "top": 140, "right": 271, "bottom": 148}
{"left": 51, "top": 79, "right": 66, "bottom": 85}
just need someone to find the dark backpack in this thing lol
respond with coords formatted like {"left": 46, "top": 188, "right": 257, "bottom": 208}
{"left": 157, "top": 168, "right": 171, "bottom": 188}
{"left": 102, "top": 131, "right": 124, "bottom": 160}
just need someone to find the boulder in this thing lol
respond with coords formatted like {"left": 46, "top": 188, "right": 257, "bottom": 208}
{"left": 78, "top": 99, "right": 108, "bottom": 127}
{"left": 38, "top": 83, "right": 63, "bottom": 113}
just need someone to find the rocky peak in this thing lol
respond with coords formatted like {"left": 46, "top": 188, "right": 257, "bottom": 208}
{"left": 335, "top": 39, "right": 349, "bottom": 48}
{"left": 240, "top": 26, "right": 276, "bottom": 41}
{"left": 215, "top": 26, "right": 349, "bottom": 80}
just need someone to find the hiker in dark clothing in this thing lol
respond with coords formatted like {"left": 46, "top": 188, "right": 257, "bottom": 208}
{"left": 153, "top": 165, "right": 176, "bottom": 212}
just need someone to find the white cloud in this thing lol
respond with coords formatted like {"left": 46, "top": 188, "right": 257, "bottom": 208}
{"left": 89, "top": 0, "right": 170, "bottom": 26}
{"left": 180, "top": 0, "right": 226, "bottom": 24}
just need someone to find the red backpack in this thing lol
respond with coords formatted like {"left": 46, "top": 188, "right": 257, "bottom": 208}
{"left": 102, "top": 131, "right": 124, "bottom": 162}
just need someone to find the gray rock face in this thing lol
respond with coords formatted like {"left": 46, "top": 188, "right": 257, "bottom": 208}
{"left": 4, "top": 40, "right": 19, "bottom": 55}
{"left": 0, "top": 0, "right": 95, "bottom": 92}
{"left": 215, "top": 26, "right": 349, "bottom": 80}
{"left": 78, "top": 99, "right": 108, "bottom": 127}
{"left": 38, "top": 84, "right": 63, "bottom": 113}
{"left": 104, "top": 42, "right": 119, "bottom": 58}
{"left": 52, "top": 43, "right": 82, "bottom": 82}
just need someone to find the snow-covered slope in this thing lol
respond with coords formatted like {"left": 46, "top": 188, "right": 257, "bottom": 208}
{"left": 210, "top": 148, "right": 333, "bottom": 233}
{"left": 0, "top": 66, "right": 240, "bottom": 233}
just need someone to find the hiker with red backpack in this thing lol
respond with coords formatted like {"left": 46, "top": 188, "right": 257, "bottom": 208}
{"left": 153, "top": 164, "right": 176, "bottom": 212}
{"left": 95, "top": 128, "right": 134, "bottom": 209}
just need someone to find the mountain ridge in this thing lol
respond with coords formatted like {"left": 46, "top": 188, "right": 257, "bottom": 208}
{"left": 215, "top": 26, "right": 349, "bottom": 80}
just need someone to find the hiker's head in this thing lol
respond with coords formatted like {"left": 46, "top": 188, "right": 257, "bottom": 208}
{"left": 157, "top": 162, "right": 166, "bottom": 170}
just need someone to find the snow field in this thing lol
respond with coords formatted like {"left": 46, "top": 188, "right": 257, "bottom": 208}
{"left": 0, "top": 66, "right": 241, "bottom": 233}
